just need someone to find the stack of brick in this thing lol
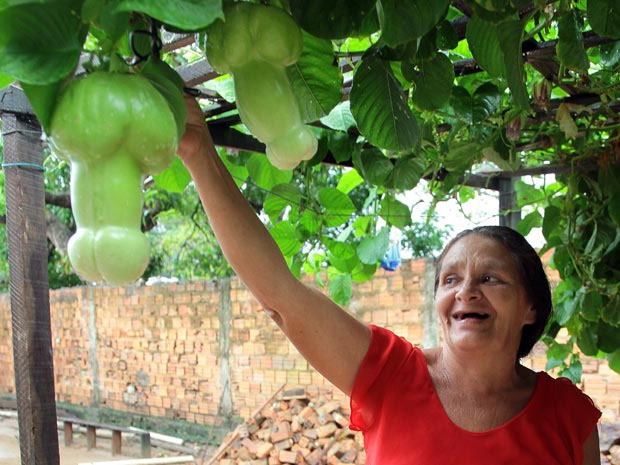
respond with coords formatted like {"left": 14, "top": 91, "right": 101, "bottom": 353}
{"left": 211, "top": 388, "right": 365, "bottom": 465}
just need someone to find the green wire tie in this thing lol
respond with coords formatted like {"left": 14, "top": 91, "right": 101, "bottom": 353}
{"left": 1, "top": 162, "right": 45, "bottom": 172}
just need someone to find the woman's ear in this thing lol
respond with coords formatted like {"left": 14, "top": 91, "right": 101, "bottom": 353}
{"left": 524, "top": 304, "right": 537, "bottom": 325}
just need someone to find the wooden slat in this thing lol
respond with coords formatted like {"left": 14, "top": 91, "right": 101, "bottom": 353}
{"left": 64, "top": 422, "right": 74, "bottom": 447}
{"left": 2, "top": 112, "right": 59, "bottom": 465}
{"left": 87, "top": 425, "right": 97, "bottom": 450}
{"left": 112, "top": 430, "right": 122, "bottom": 455}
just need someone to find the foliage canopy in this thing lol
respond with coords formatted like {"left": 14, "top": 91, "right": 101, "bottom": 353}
{"left": 0, "top": 0, "right": 620, "bottom": 377}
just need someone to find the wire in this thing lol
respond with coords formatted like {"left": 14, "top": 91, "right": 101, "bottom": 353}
{"left": 1, "top": 162, "right": 45, "bottom": 172}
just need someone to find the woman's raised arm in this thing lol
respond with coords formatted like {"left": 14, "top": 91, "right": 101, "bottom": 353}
{"left": 176, "top": 96, "right": 370, "bottom": 395}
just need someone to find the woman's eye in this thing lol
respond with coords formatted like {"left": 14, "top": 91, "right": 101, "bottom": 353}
{"left": 444, "top": 276, "right": 455, "bottom": 284}
{"left": 483, "top": 275, "right": 496, "bottom": 283}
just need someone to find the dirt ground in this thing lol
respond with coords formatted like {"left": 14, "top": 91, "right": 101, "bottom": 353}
{"left": 0, "top": 416, "right": 194, "bottom": 465}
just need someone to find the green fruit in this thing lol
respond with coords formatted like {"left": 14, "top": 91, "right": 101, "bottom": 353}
{"left": 50, "top": 71, "right": 178, "bottom": 285}
{"left": 206, "top": 3, "right": 317, "bottom": 169}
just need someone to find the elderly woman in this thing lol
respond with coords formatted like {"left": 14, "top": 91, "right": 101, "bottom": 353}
{"left": 177, "top": 97, "right": 601, "bottom": 464}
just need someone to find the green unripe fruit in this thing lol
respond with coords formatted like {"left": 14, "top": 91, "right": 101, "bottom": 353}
{"left": 206, "top": 3, "right": 316, "bottom": 170}
{"left": 50, "top": 71, "right": 178, "bottom": 285}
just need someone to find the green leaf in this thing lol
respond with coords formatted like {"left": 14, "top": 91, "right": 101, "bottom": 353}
{"left": 264, "top": 183, "right": 301, "bottom": 221}
{"left": 299, "top": 209, "right": 321, "bottom": 235}
{"left": 337, "top": 169, "right": 364, "bottom": 194}
{"left": 353, "top": 216, "right": 372, "bottom": 237}
{"left": 411, "top": 53, "right": 454, "bottom": 111}
{"left": 350, "top": 56, "right": 420, "bottom": 151}
{"left": 115, "top": 0, "right": 223, "bottom": 31}
{"left": 466, "top": 16, "right": 504, "bottom": 77}
{"left": 517, "top": 210, "right": 542, "bottom": 236}
{"left": 320, "top": 101, "right": 355, "bottom": 131}
{"left": 140, "top": 57, "right": 187, "bottom": 141}
{"left": 318, "top": 187, "right": 355, "bottom": 227}
{"left": 326, "top": 240, "right": 359, "bottom": 273}
{"left": 580, "top": 289, "right": 603, "bottom": 322}
{"left": 445, "top": 141, "right": 478, "bottom": 173}
{"left": 152, "top": 156, "right": 191, "bottom": 193}
{"left": 450, "top": 83, "right": 502, "bottom": 124}
{"left": 598, "top": 321, "right": 620, "bottom": 353}
{"left": 21, "top": 79, "right": 64, "bottom": 133}
{"left": 380, "top": 195, "right": 411, "bottom": 229}
{"left": 542, "top": 205, "right": 562, "bottom": 240}
{"left": 246, "top": 153, "right": 292, "bottom": 190}
{"left": 328, "top": 131, "right": 357, "bottom": 163}
{"left": 287, "top": 31, "right": 342, "bottom": 123}
{"left": 602, "top": 297, "right": 620, "bottom": 326}
{"left": 358, "top": 148, "right": 394, "bottom": 185}
{"left": 557, "top": 11, "right": 590, "bottom": 72}
{"left": 0, "top": 1, "right": 87, "bottom": 84}
{"left": 329, "top": 271, "right": 353, "bottom": 305}
{"left": 379, "top": 0, "right": 450, "bottom": 46}
{"left": 514, "top": 180, "right": 546, "bottom": 207}
{"left": 577, "top": 322, "right": 599, "bottom": 356}
{"left": 496, "top": 18, "right": 530, "bottom": 110}
{"left": 588, "top": 0, "right": 620, "bottom": 39}
{"left": 609, "top": 192, "right": 620, "bottom": 228}
{"left": 357, "top": 226, "right": 390, "bottom": 264}
{"left": 608, "top": 348, "right": 620, "bottom": 374}
{"left": 600, "top": 41, "right": 620, "bottom": 67}
{"left": 270, "top": 221, "right": 302, "bottom": 257}
{"left": 387, "top": 156, "right": 424, "bottom": 190}
{"left": 352, "top": 262, "right": 378, "bottom": 283}
{"left": 290, "top": 0, "right": 376, "bottom": 39}
{"left": 219, "top": 151, "right": 248, "bottom": 187}
{"left": 436, "top": 19, "right": 458, "bottom": 50}
{"left": 0, "top": 71, "right": 12, "bottom": 88}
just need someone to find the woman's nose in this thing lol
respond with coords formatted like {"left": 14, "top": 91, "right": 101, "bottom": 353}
{"left": 455, "top": 278, "right": 482, "bottom": 301}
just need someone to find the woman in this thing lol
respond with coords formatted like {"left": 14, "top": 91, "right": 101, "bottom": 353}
{"left": 177, "top": 96, "right": 601, "bottom": 464}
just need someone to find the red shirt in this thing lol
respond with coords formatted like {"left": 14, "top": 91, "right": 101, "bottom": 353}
{"left": 350, "top": 325, "right": 601, "bottom": 465}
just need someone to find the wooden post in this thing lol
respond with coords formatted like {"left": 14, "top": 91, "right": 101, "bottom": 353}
{"left": 2, "top": 111, "right": 60, "bottom": 465}
{"left": 140, "top": 432, "right": 152, "bottom": 458}
{"left": 498, "top": 176, "right": 521, "bottom": 230}
{"left": 64, "top": 421, "right": 74, "bottom": 447}
{"left": 87, "top": 425, "right": 97, "bottom": 450}
{"left": 112, "top": 430, "right": 122, "bottom": 455}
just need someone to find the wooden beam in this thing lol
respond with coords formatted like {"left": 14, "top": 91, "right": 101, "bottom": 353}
{"left": 498, "top": 177, "right": 521, "bottom": 229}
{"left": 1, "top": 112, "right": 59, "bottom": 465}
{"left": 77, "top": 456, "right": 195, "bottom": 465}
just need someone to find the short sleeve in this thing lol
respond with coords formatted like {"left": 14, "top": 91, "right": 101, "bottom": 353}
{"left": 554, "top": 377, "right": 601, "bottom": 463}
{"left": 349, "top": 325, "right": 414, "bottom": 431}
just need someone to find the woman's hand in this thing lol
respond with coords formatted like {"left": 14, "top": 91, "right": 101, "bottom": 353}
{"left": 177, "top": 95, "right": 215, "bottom": 166}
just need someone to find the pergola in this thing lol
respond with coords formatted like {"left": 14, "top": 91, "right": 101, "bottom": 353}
{"left": 1, "top": 18, "right": 617, "bottom": 463}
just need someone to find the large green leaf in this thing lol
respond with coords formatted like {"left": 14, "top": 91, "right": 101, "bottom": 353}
{"left": 445, "top": 142, "right": 479, "bottom": 173}
{"left": 380, "top": 195, "right": 411, "bottom": 229}
{"left": 350, "top": 56, "right": 419, "bottom": 151}
{"left": 140, "top": 57, "right": 187, "bottom": 141}
{"left": 450, "top": 83, "right": 502, "bottom": 124}
{"left": 21, "top": 79, "right": 64, "bottom": 133}
{"left": 600, "top": 41, "right": 620, "bottom": 67}
{"left": 0, "top": 72, "right": 12, "bottom": 88}
{"left": 557, "top": 11, "right": 589, "bottom": 72}
{"left": 327, "top": 131, "right": 357, "bottom": 163}
{"left": 246, "top": 153, "right": 292, "bottom": 190}
{"left": 328, "top": 270, "right": 353, "bottom": 305}
{"left": 357, "top": 227, "right": 390, "bottom": 264}
{"left": 411, "top": 53, "right": 454, "bottom": 110}
{"left": 517, "top": 210, "right": 542, "bottom": 236}
{"left": 357, "top": 148, "right": 394, "bottom": 185}
{"left": 387, "top": 156, "right": 424, "bottom": 190}
{"left": 152, "top": 156, "right": 191, "bottom": 193}
{"left": 588, "top": 0, "right": 620, "bottom": 39}
{"left": 219, "top": 151, "right": 248, "bottom": 187}
{"left": 0, "top": 0, "right": 87, "bottom": 84}
{"left": 496, "top": 18, "right": 530, "bottom": 110}
{"left": 337, "top": 168, "right": 364, "bottom": 194}
{"left": 379, "top": 0, "right": 450, "bottom": 46}
{"left": 264, "top": 183, "right": 301, "bottom": 221}
{"left": 270, "top": 221, "right": 302, "bottom": 257}
{"left": 290, "top": 0, "right": 376, "bottom": 39}
{"left": 320, "top": 101, "right": 356, "bottom": 131}
{"left": 466, "top": 16, "right": 504, "bottom": 77}
{"left": 318, "top": 187, "right": 355, "bottom": 227}
{"left": 115, "top": 0, "right": 223, "bottom": 31}
{"left": 287, "top": 31, "right": 342, "bottom": 123}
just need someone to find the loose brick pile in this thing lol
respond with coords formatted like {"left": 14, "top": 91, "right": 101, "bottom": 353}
{"left": 209, "top": 387, "right": 365, "bottom": 465}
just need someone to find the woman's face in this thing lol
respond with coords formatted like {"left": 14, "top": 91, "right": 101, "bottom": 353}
{"left": 435, "top": 234, "right": 536, "bottom": 357}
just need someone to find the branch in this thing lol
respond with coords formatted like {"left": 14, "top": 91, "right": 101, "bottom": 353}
{"left": 45, "top": 209, "right": 71, "bottom": 256}
{"left": 45, "top": 191, "right": 71, "bottom": 209}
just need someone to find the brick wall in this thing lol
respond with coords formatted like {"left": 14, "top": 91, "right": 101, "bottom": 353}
{"left": 0, "top": 258, "right": 618, "bottom": 425}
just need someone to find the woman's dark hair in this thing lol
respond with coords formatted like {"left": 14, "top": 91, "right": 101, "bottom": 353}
{"left": 433, "top": 226, "right": 552, "bottom": 359}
